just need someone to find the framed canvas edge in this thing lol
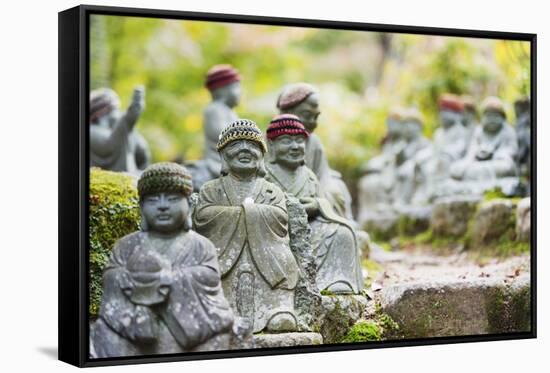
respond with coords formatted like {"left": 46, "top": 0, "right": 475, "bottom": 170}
{"left": 58, "top": 4, "right": 538, "bottom": 368}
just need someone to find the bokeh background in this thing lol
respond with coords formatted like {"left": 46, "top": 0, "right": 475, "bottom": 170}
{"left": 90, "top": 14, "right": 530, "bottom": 203}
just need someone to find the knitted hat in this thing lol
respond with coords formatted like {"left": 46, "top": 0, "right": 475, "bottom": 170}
{"left": 90, "top": 88, "right": 120, "bottom": 123}
{"left": 266, "top": 114, "right": 309, "bottom": 140}
{"left": 276, "top": 82, "right": 318, "bottom": 110}
{"left": 205, "top": 64, "right": 241, "bottom": 91}
{"left": 138, "top": 162, "right": 193, "bottom": 199}
{"left": 481, "top": 96, "right": 506, "bottom": 117}
{"left": 216, "top": 119, "right": 267, "bottom": 153}
{"left": 439, "top": 94, "right": 464, "bottom": 113}
{"left": 402, "top": 107, "right": 423, "bottom": 126}
{"left": 387, "top": 107, "right": 404, "bottom": 121}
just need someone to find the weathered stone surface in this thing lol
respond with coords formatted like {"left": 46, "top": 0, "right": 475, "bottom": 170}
{"left": 516, "top": 198, "right": 531, "bottom": 242}
{"left": 398, "top": 206, "right": 432, "bottom": 236}
{"left": 252, "top": 332, "right": 323, "bottom": 348}
{"left": 378, "top": 276, "right": 531, "bottom": 338}
{"left": 431, "top": 196, "right": 480, "bottom": 238}
{"left": 319, "top": 295, "right": 369, "bottom": 343}
{"left": 361, "top": 213, "right": 399, "bottom": 241}
{"left": 356, "top": 229, "right": 371, "bottom": 260}
{"left": 471, "top": 199, "right": 515, "bottom": 246}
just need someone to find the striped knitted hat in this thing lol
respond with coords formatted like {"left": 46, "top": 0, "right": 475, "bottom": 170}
{"left": 276, "top": 82, "right": 318, "bottom": 110}
{"left": 138, "top": 162, "right": 193, "bottom": 199}
{"left": 90, "top": 88, "right": 120, "bottom": 123}
{"left": 216, "top": 119, "right": 267, "bottom": 153}
{"left": 205, "top": 64, "right": 241, "bottom": 91}
{"left": 481, "top": 96, "right": 506, "bottom": 117}
{"left": 266, "top": 114, "right": 309, "bottom": 140}
{"left": 439, "top": 94, "right": 464, "bottom": 113}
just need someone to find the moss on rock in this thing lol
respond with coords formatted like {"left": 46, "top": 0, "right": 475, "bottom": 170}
{"left": 341, "top": 320, "right": 382, "bottom": 342}
{"left": 89, "top": 168, "right": 140, "bottom": 318}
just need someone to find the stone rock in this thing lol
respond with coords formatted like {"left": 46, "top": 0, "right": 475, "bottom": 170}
{"left": 252, "top": 332, "right": 323, "bottom": 348}
{"left": 319, "top": 295, "right": 368, "bottom": 343}
{"left": 397, "top": 205, "right": 432, "bottom": 236}
{"left": 379, "top": 276, "right": 531, "bottom": 338}
{"left": 361, "top": 213, "right": 399, "bottom": 241}
{"left": 471, "top": 199, "right": 515, "bottom": 246}
{"left": 431, "top": 196, "right": 480, "bottom": 238}
{"left": 356, "top": 230, "right": 371, "bottom": 260}
{"left": 516, "top": 198, "right": 531, "bottom": 242}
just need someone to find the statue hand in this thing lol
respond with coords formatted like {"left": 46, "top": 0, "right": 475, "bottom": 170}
{"left": 118, "top": 270, "right": 135, "bottom": 297}
{"left": 129, "top": 86, "right": 145, "bottom": 114}
{"left": 299, "top": 197, "right": 319, "bottom": 217}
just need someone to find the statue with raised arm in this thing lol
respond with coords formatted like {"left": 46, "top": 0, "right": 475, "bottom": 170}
{"left": 90, "top": 163, "right": 250, "bottom": 358}
{"left": 89, "top": 86, "right": 150, "bottom": 175}
{"left": 450, "top": 96, "right": 519, "bottom": 195}
{"left": 193, "top": 119, "right": 300, "bottom": 333}
{"left": 276, "top": 83, "right": 353, "bottom": 220}
{"left": 264, "top": 114, "right": 363, "bottom": 294}
{"left": 188, "top": 65, "right": 241, "bottom": 191}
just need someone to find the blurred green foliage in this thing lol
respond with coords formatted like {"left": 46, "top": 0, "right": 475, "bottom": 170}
{"left": 90, "top": 15, "right": 530, "bottom": 204}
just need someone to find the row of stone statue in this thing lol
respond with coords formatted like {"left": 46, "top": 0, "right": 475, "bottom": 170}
{"left": 357, "top": 93, "right": 530, "bottom": 229}
{"left": 90, "top": 118, "right": 365, "bottom": 358}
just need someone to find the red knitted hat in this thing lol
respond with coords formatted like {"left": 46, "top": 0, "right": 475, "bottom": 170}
{"left": 266, "top": 114, "right": 310, "bottom": 140}
{"left": 439, "top": 94, "right": 464, "bottom": 113}
{"left": 205, "top": 64, "right": 241, "bottom": 90}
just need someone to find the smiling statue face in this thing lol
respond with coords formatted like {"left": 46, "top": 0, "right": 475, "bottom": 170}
{"left": 141, "top": 192, "right": 189, "bottom": 233}
{"left": 271, "top": 134, "right": 307, "bottom": 169}
{"left": 287, "top": 93, "right": 320, "bottom": 132}
{"left": 482, "top": 110, "right": 505, "bottom": 134}
{"left": 439, "top": 109, "right": 462, "bottom": 129}
{"left": 222, "top": 139, "right": 263, "bottom": 175}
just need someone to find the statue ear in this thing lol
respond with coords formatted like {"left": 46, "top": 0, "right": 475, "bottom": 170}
{"left": 266, "top": 140, "right": 277, "bottom": 163}
{"left": 139, "top": 209, "right": 149, "bottom": 232}
{"left": 257, "top": 159, "right": 267, "bottom": 178}
{"left": 220, "top": 154, "right": 229, "bottom": 176}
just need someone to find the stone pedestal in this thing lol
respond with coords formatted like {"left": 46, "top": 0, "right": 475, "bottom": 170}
{"left": 431, "top": 196, "right": 480, "bottom": 238}
{"left": 319, "top": 295, "right": 368, "bottom": 343}
{"left": 516, "top": 198, "right": 531, "bottom": 242}
{"left": 397, "top": 205, "right": 432, "bottom": 236}
{"left": 360, "top": 213, "right": 399, "bottom": 241}
{"left": 252, "top": 332, "right": 323, "bottom": 348}
{"left": 471, "top": 199, "right": 515, "bottom": 246}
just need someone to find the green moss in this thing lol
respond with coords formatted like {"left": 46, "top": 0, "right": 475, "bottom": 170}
{"left": 89, "top": 168, "right": 140, "bottom": 318}
{"left": 487, "top": 285, "right": 531, "bottom": 334}
{"left": 341, "top": 320, "right": 382, "bottom": 342}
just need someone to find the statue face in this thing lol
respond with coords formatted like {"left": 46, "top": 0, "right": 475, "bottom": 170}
{"left": 439, "top": 109, "right": 462, "bottom": 129}
{"left": 387, "top": 118, "right": 402, "bottom": 138}
{"left": 287, "top": 93, "right": 320, "bottom": 132}
{"left": 222, "top": 139, "right": 263, "bottom": 175}
{"left": 213, "top": 82, "right": 241, "bottom": 108}
{"left": 402, "top": 120, "right": 421, "bottom": 141}
{"left": 463, "top": 109, "right": 476, "bottom": 127}
{"left": 481, "top": 110, "right": 504, "bottom": 134}
{"left": 270, "top": 134, "right": 307, "bottom": 168}
{"left": 141, "top": 192, "right": 189, "bottom": 233}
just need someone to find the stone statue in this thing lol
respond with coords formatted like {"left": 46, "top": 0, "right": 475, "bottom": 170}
{"left": 277, "top": 83, "right": 353, "bottom": 221}
{"left": 89, "top": 86, "right": 151, "bottom": 175}
{"left": 392, "top": 108, "right": 433, "bottom": 207}
{"left": 462, "top": 95, "right": 478, "bottom": 145}
{"left": 514, "top": 96, "right": 531, "bottom": 182}
{"left": 90, "top": 163, "right": 250, "bottom": 358}
{"left": 450, "top": 96, "right": 519, "bottom": 195}
{"left": 193, "top": 119, "right": 300, "bottom": 333}
{"left": 264, "top": 114, "right": 363, "bottom": 295}
{"left": 357, "top": 109, "right": 404, "bottom": 228}
{"left": 188, "top": 65, "right": 241, "bottom": 191}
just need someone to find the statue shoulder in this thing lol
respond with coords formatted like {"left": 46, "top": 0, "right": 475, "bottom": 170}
{"left": 111, "top": 231, "right": 144, "bottom": 260}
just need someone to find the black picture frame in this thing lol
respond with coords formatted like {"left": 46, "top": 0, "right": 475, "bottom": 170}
{"left": 58, "top": 4, "right": 537, "bottom": 368}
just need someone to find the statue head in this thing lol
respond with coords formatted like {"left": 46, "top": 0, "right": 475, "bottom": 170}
{"left": 461, "top": 95, "right": 478, "bottom": 126}
{"left": 205, "top": 64, "right": 241, "bottom": 108}
{"left": 481, "top": 96, "right": 506, "bottom": 134}
{"left": 137, "top": 162, "right": 194, "bottom": 234}
{"left": 266, "top": 114, "right": 309, "bottom": 169}
{"left": 386, "top": 108, "right": 404, "bottom": 139}
{"left": 401, "top": 108, "right": 423, "bottom": 141}
{"left": 514, "top": 96, "right": 530, "bottom": 119}
{"left": 90, "top": 88, "right": 121, "bottom": 125}
{"left": 438, "top": 94, "right": 464, "bottom": 129}
{"left": 217, "top": 119, "right": 267, "bottom": 178}
{"left": 277, "top": 83, "right": 320, "bottom": 132}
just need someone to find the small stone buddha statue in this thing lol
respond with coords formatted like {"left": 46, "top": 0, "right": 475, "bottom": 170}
{"left": 90, "top": 163, "right": 249, "bottom": 358}
{"left": 188, "top": 64, "right": 241, "bottom": 191}
{"left": 264, "top": 114, "right": 363, "bottom": 294}
{"left": 461, "top": 95, "right": 479, "bottom": 145}
{"left": 276, "top": 83, "right": 353, "bottom": 221}
{"left": 193, "top": 119, "right": 301, "bottom": 334}
{"left": 89, "top": 86, "right": 151, "bottom": 175}
{"left": 450, "top": 96, "right": 519, "bottom": 195}
{"left": 514, "top": 96, "right": 531, "bottom": 181}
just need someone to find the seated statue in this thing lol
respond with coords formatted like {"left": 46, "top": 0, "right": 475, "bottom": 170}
{"left": 264, "top": 114, "right": 363, "bottom": 294}
{"left": 90, "top": 163, "right": 249, "bottom": 358}
{"left": 276, "top": 83, "right": 353, "bottom": 221}
{"left": 89, "top": 86, "right": 151, "bottom": 175}
{"left": 193, "top": 119, "right": 300, "bottom": 333}
{"left": 514, "top": 96, "right": 531, "bottom": 182}
{"left": 357, "top": 108, "right": 404, "bottom": 223}
{"left": 462, "top": 95, "right": 479, "bottom": 145}
{"left": 450, "top": 96, "right": 519, "bottom": 195}
{"left": 392, "top": 108, "right": 433, "bottom": 207}
{"left": 188, "top": 65, "right": 241, "bottom": 191}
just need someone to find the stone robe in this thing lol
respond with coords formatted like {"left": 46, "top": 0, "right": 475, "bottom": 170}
{"left": 193, "top": 176, "right": 300, "bottom": 332}
{"left": 265, "top": 164, "right": 363, "bottom": 294}
{"left": 90, "top": 230, "right": 234, "bottom": 358}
